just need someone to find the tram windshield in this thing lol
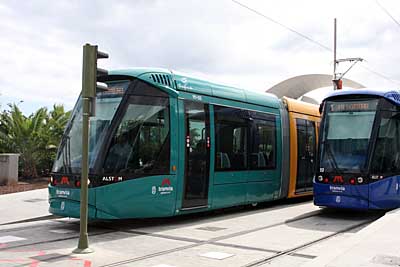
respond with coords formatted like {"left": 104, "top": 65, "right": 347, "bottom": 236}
{"left": 371, "top": 111, "right": 400, "bottom": 175}
{"left": 320, "top": 99, "right": 378, "bottom": 173}
{"left": 102, "top": 94, "right": 170, "bottom": 176}
{"left": 52, "top": 81, "right": 129, "bottom": 173}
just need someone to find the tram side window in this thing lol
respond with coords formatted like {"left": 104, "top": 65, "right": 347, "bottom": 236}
{"left": 214, "top": 106, "right": 248, "bottom": 171}
{"left": 371, "top": 111, "right": 400, "bottom": 175}
{"left": 103, "top": 95, "right": 170, "bottom": 176}
{"left": 250, "top": 116, "right": 277, "bottom": 170}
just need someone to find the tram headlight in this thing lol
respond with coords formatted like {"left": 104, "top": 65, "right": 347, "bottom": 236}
{"left": 317, "top": 175, "right": 324, "bottom": 182}
{"left": 357, "top": 177, "right": 364, "bottom": 184}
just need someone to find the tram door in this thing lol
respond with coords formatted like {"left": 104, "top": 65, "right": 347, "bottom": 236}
{"left": 295, "top": 118, "right": 316, "bottom": 192}
{"left": 182, "top": 101, "right": 210, "bottom": 209}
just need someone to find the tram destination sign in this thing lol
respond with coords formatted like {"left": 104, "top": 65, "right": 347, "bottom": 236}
{"left": 329, "top": 101, "right": 377, "bottom": 112}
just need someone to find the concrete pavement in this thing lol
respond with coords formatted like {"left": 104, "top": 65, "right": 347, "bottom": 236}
{"left": 302, "top": 207, "right": 400, "bottom": 267}
{"left": 0, "top": 189, "right": 396, "bottom": 267}
{"left": 0, "top": 188, "right": 50, "bottom": 225}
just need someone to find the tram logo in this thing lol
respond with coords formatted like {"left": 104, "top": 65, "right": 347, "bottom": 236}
{"left": 157, "top": 178, "right": 174, "bottom": 195}
{"left": 60, "top": 176, "right": 70, "bottom": 185}
{"left": 333, "top": 175, "right": 344, "bottom": 183}
{"left": 329, "top": 185, "right": 345, "bottom": 193}
{"left": 161, "top": 178, "right": 171, "bottom": 187}
{"left": 178, "top": 78, "right": 194, "bottom": 91}
{"left": 56, "top": 189, "right": 70, "bottom": 197}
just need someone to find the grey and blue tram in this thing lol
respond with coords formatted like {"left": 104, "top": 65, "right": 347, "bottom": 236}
{"left": 314, "top": 89, "right": 400, "bottom": 210}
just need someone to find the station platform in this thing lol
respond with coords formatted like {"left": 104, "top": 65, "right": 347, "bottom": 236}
{"left": 303, "top": 207, "right": 400, "bottom": 267}
{"left": 0, "top": 188, "right": 398, "bottom": 267}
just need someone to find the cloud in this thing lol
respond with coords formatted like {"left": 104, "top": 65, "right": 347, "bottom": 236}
{"left": 0, "top": 0, "right": 400, "bottom": 114}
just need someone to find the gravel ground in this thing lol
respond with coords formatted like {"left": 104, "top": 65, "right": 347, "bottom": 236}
{"left": 0, "top": 178, "right": 49, "bottom": 195}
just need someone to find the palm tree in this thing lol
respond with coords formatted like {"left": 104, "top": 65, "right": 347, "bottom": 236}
{"left": 0, "top": 104, "right": 70, "bottom": 178}
{"left": 0, "top": 104, "right": 47, "bottom": 177}
{"left": 40, "top": 105, "right": 71, "bottom": 173}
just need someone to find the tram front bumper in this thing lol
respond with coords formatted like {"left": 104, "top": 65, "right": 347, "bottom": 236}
{"left": 314, "top": 194, "right": 369, "bottom": 209}
{"left": 49, "top": 197, "right": 97, "bottom": 219}
{"left": 313, "top": 183, "right": 370, "bottom": 210}
{"left": 48, "top": 185, "right": 97, "bottom": 219}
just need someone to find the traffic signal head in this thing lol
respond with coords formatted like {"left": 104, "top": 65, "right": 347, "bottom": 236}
{"left": 82, "top": 44, "right": 109, "bottom": 98}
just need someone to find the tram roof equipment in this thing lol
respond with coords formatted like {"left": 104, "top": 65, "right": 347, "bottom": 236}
{"left": 323, "top": 89, "right": 400, "bottom": 106}
{"left": 108, "top": 68, "right": 281, "bottom": 109}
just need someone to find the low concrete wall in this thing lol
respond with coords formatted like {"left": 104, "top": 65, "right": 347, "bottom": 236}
{"left": 0, "top": 154, "right": 19, "bottom": 185}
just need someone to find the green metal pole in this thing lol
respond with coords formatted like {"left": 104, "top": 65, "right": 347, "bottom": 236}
{"left": 76, "top": 96, "right": 91, "bottom": 252}
{"left": 74, "top": 44, "right": 96, "bottom": 254}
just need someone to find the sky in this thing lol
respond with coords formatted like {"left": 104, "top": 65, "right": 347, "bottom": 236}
{"left": 1, "top": 0, "right": 400, "bottom": 114}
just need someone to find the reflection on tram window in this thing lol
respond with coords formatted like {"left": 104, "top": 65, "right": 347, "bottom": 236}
{"left": 214, "top": 106, "right": 277, "bottom": 171}
{"left": 250, "top": 118, "right": 276, "bottom": 170}
{"left": 183, "top": 101, "right": 209, "bottom": 206}
{"left": 371, "top": 112, "right": 400, "bottom": 175}
{"left": 320, "top": 99, "right": 378, "bottom": 172}
{"left": 295, "top": 118, "right": 316, "bottom": 190}
{"left": 103, "top": 95, "right": 170, "bottom": 176}
{"left": 53, "top": 81, "right": 129, "bottom": 173}
{"left": 214, "top": 106, "right": 248, "bottom": 171}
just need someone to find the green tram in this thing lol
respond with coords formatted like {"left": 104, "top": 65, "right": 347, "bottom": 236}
{"left": 49, "top": 68, "right": 319, "bottom": 219}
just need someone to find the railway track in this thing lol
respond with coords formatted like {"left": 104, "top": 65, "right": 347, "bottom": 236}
{"left": 0, "top": 204, "right": 384, "bottom": 267}
{"left": 95, "top": 209, "right": 381, "bottom": 267}
{"left": 242, "top": 219, "right": 375, "bottom": 267}
{"left": 96, "top": 210, "right": 324, "bottom": 267}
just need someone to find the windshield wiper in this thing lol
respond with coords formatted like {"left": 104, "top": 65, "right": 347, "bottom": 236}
{"left": 323, "top": 141, "right": 341, "bottom": 174}
{"left": 61, "top": 136, "right": 72, "bottom": 173}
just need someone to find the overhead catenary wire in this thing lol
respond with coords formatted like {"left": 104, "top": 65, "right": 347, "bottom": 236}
{"left": 376, "top": 0, "right": 400, "bottom": 30}
{"left": 231, "top": 0, "right": 400, "bottom": 86}
{"left": 231, "top": 0, "right": 332, "bottom": 52}
{"left": 360, "top": 64, "right": 400, "bottom": 85}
